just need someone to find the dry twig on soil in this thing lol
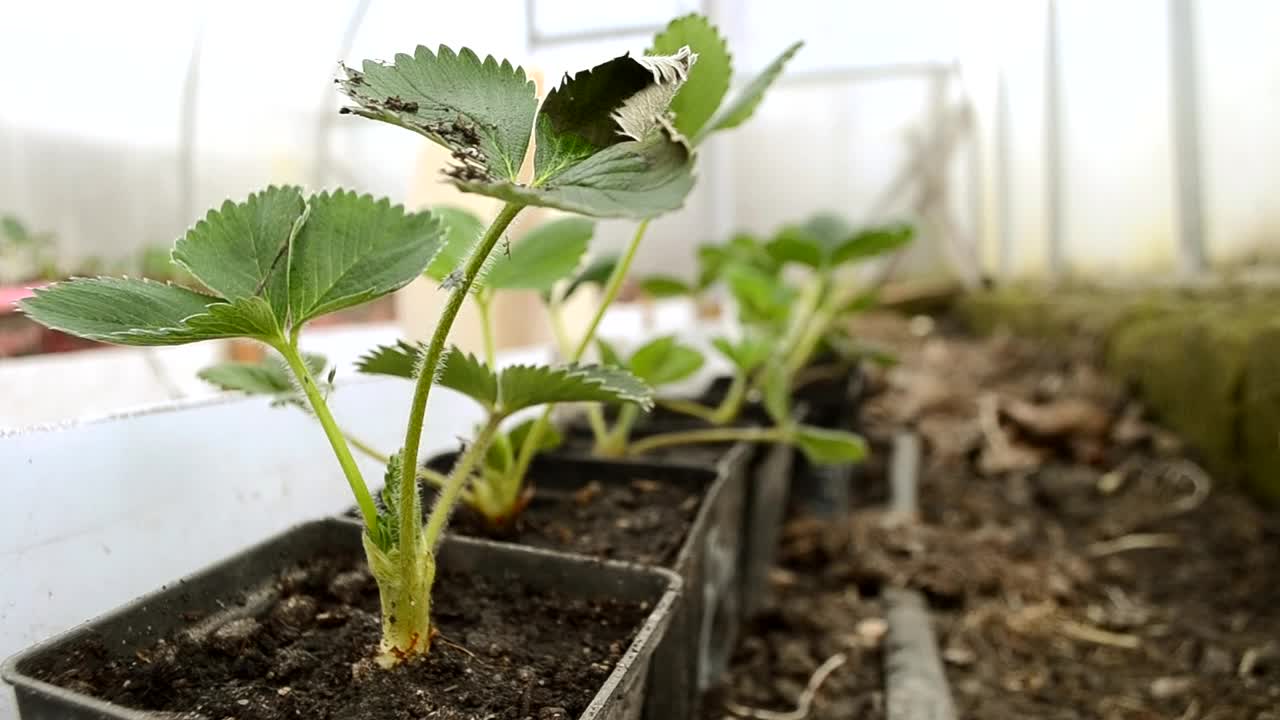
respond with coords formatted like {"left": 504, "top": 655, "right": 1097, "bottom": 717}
{"left": 723, "top": 653, "right": 848, "bottom": 720}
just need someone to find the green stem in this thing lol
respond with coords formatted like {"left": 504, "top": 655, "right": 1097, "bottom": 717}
{"left": 711, "top": 373, "right": 749, "bottom": 425}
{"left": 513, "top": 219, "right": 651, "bottom": 480}
{"left": 627, "top": 426, "right": 790, "bottom": 457}
{"left": 574, "top": 220, "right": 649, "bottom": 360}
{"left": 546, "top": 299, "right": 574, "bottom": 360}
{"left": 476, "top": 292, "right": 497, "bottom": 368}
{"left": 779, "top": 274, "right": 832, "bottom": 377}
{"left": 344, "top": 431, "right": 450, "bottom": 489}
{"left": 397, "top": 202, "right": 522, "bottom": 588}
{"left": 370, "top": 416, "right": 500, "bottom": 666}
{"left": 595, "top": 403, "right": 640, "bottom": 457}
{"left": 657, "top": 396, "right": 721, "bottom": 423}
{"left": 423, "top": 418, "right": 501, "bottom": 549}
{"left": 587, "top": 403, "right": 611, "bottom": 441}
{"left": 278, "top": 340, "right": 377, "bottom": 531}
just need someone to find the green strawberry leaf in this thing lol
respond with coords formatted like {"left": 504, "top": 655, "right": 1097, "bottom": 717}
{"left": 184, "top": 296, "right": 285, "bottom": 340}
{"left": 839, "top": 290, "right": 880, "bottom": 315}
{"left": 628, "top": 335, "right": 705, "bottom": 386}
{"left": 793, "top": 426, "right": 867, "bottom": 465}
{"left": 762, "top": 361, "right": 791, "bottom": 426}
{"left": 711, "top": 335, "right": 771, "bottom": 373}
{"left": 373, "top": 451, "right": 418, "bottom": 552}
{"left": 831, "top": 223, "right": 915, "bottom": 264}
{"left": 725, "top": 262, "right": 790, "bottom": 325}
{"left": 485, "top": 217, "right": 593, "bottom": 291}
{"left": 506, "top": 418, "right": 563, "bottom": 456}
{"left": 497, "top": 363, "right": 653, "bottom": 416}
{"left": 288, "top": 191, "right": 443, "bottom": 326}
{"left": 595, "top": 337, "right": 624, "bottom": 368}
{"left": 199, "top": 353, "right": 328, "bottom": 395}
{"left": 437, "top": 346, "right": 499, "bottom": 410}
{"left": 639, "top": 274, "right": 693, "bottom": 298}
{"left": 462, "top": 125, "right": 694, "bottom": 218}
{"left": 425, "top": 206, "right": 484, "bottom": 282}
{"left": 18, "top": 278, "right": 272, "bottom": 346}
{"left": 650, "top": 14, "right": 731, "bottom": 140}
{"left": 356, "top": 339, "right": 422, "bottom": 379}
{"left": 172, "top": 185, "right": 305, "bottom": 321}
{"left": 560, "top": 254, "right": 619, "bottom": 302}
{"left": 702, "top": 41, "right": 803, "bottom": 141}
{"left": 342, "top": 46, "right": 697, "bottom": 219}
{"left": 339, "top": 46, "right": 538, "bottom": 183}
{"left": 699, "top": 233, "right": 779, "bottom": 288}
{"left": 764, "top": 230, "right": 824, "bottom": 269}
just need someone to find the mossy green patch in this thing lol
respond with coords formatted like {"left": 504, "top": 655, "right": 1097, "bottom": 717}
{"left": 1242, "top": 322, "right": 1280, "bottom": 502}
{"left": 1106, "top": 309, "right": 1257, "bottom": 481}
{"left": 958, "top": 285, "right": 1280, "bottom": 504}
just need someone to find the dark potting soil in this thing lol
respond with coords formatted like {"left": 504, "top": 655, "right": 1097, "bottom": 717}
{"left": 444, "top": 472, "right": 701, "bottom": 566}
{"left": 699, "top": 514, "right": 888, "bottom": 720}
{"left": 29, "top": 553, "right": 651, "bottom": 720}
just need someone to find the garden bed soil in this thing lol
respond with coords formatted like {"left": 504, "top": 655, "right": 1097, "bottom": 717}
{"left": 843, "top": 312, "right": 1280, "bottom": 718}
{"left": 29, "top": 550, "right": 651, "bottom": 720}
{"left": 699, "top": 515, "right": 889, "bottom": 720}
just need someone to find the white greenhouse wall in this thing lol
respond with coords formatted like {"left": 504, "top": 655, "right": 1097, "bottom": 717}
{"left": 3, "top": 1, "right": 1274, "bottom": 282}
{"left": 1199, "top": 1, "right": 1280, "bottom": 267}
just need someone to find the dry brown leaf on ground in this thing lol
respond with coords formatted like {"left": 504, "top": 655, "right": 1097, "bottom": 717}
{"left": 884, "top": 367, "right": 975, "bottom": 422}
{"left": 976, "top": 393, "right": 1046, "bottom": 475}
{"left": 1002, "top": 396, "right": 1111, "bottom": 438}
{"left": 916, "top": 414, "right": 983, "bottom": 462}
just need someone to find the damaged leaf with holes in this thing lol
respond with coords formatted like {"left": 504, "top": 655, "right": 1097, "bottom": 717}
{"left": 338, "top": 45, "right": 697, "bottom": 219}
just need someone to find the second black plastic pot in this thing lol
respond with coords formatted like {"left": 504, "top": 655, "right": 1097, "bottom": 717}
{"left": 416, "top": 448, "right": 749, "bottom": 720}
{"left": 789, "top": 364, "right": 867, "bottom": 518}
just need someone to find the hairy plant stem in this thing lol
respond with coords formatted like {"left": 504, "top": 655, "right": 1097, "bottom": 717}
{"left": 277, "top": 339, "right": 377, "bottom": 530}
{"left": 394, "top": 201, "right": 522, "bottom": 637}
{"left": 594, "top": 402, "right": 640, "bottom": 457}
{"left": 343, "top": 432, "right": 450, "bottom": 489}
{"left": 779, "top": 273, "right": 832, "bottom": 377}
{"left": 371, "top": 417, "right": 499, "bottom": 664}
{"left": 658, "top": 372, "right": 750, "bottom": 425}
{"left": 546, "top": 298, "right": 574, "bottom": 360}
{"left": 656, "top": 397, "right": 720, "bottom": 423}
{"left": 424, "top": 418, "right": 500, "bottom": 549}
{"left": 626, "top": 426, "right": 790, "bottom": 457}
{"left": 512, "top": 219, "right": 651, "bottom": 481}
{"left": 476, "top": 291, "right": 497, "bottom": 368}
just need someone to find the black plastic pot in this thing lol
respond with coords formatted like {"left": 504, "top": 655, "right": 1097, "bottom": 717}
{"left": 790, "top": 365, "right": 867, "bottom": 518}
{"left": 1, "top": 518, "right": 681, "bottom": 720}
{"left": 414, "top": 448, "right": 749, "bottom": 720}
{"left": 561, "top": 375, "right": 799, "bottom": 621}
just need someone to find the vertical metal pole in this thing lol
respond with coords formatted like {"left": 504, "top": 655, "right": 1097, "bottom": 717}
{"left": 704, "top": 0, "right": 736, "bottom": 245}
{"left": 1044, "top": 0, "right": 1065, "bottom": 279}
{"left": 995, "top": 68, "right": 1013, "bottom": 279}
{"left": 177, "top": 11, "right": 205, "bottom": 229}
{"left": 1168, "top": 0, "right": 1208, "bottom": 276}
{"left": 963, "top": 74, "right": 986, "bottom": 284}
{"left": 313, "top": 0, "right": 373, "bottom": 189}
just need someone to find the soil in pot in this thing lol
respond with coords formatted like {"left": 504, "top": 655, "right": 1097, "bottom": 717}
{"left": 429, "top": 460, "right": 704, "bottom": 566}
{"left": 27, "top": 550, "right": 651, "bottom": 720}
